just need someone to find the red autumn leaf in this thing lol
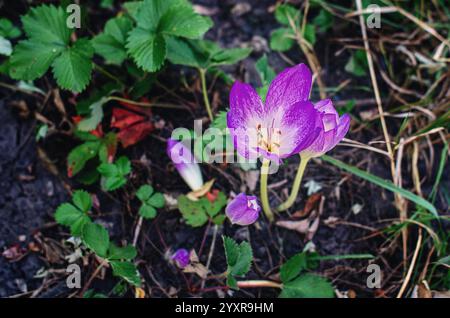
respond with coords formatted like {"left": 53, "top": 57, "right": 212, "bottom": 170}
{"left": 111, "top": 99, "right": 154, "bottom": 148}
{"left": 206, "top": 189, "right": 220, "bottom": 203}
{"left": 72, "top": 115, "right": 103, "bottom": 138}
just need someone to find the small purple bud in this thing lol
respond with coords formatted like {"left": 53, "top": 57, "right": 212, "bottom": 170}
{"left": 225, "top": 193, "right": 260, "bottom": 226}
{"left": 300, "top": 99, "right": 350, "bottom": 158}
{"left": 171, "top": 248, "right": 190, "bottom": 269}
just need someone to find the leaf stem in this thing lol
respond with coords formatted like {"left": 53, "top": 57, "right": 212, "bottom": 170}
{"left": 260, "top": 158, "right": 274, "bottom": 222}
{"left": 199, "top": 68, "right": 214, "bottom": 121}
{"left": 79, "top": 259, "right": 108, "bottom": 296}
{"left": 237, "top": 280, "right": 282, "bottom": 289}
{"left": 277, "top": 156, "right": 310, "bottom": 212}
{"left": 106, "top": 96, "right": 188, "bottom": 110}
{"left": 94, "top": 63, "right": 124, "bottom": 87}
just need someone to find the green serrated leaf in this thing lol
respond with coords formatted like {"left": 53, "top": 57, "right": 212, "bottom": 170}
{"left": 110, "top": 261, "right": 141, "bottom": 286}
{"left": 100, "top": 0, "right": 115, "bottom": 9}
{"left": 116, "top": 156, "right": 131, "bottom": 175}
{"left": 227, "top": 275, "right": 238, "bottom": 290}
{"left": 177, "top": 195, "right": 208, "bottom": 227}
{"left": 313, "top": 10, "right": 333, "bottom": 33}
{"left": 126, "top": 28, "right": 166, "bottom": 72}
{"left": 135, "top": 0, "right": 187, "bottom": 31}
{"left": 98, "top": 132, "right": 117, "bottom": 163}
{"left": 72, "top": 190, "right": 92, "bottom": 212}
{"left": 98, "top": 157, "right": 130, "bottom": 191}
{"left": 55, "top": 203, "right": 90, "bottom": 236}
{"left": 255, "top": 55, "right": 276, "bottom": 86}
{"left": 148, "top": 192, "right": 165, "bottom": 208}
{"left": 223, "top": 236, "right": 253, "bottom": 288}
{"left": 136, "top": 185, "right": 154, "bottom": 202}
{"left": 76, "top": 167, "right": 100, "bottom": 186}
{"left": 212, "top": 214, "right": 226, "bottom": 225}
{"left": 92, "top": 16, "right": 133, "bottom": 65}
{"left": 202, "top": 192, "right": 227, "bottom": 218}
{"left": 166, "top": 37, "right": 206, "bottom": 68}
{"left": 9, "top": 40, "right": 64, "bottom": 80}
{"left": 97, "top": 163, "right": 118, "bottom": 177}
{"left": 108, "top": 243, "right": 137, "bottom": 260}
{"left": 67, "top": 141, "right": 101, "bottom": 176}
{"left": 82, "top": 222, "right": 110, "bottom": 257}
{"left": 21, "top": 5, "right": 70, "bottom": 45}
{"left": 210, "top": 47, "right": 251, "bottom": 67}
{"left": 210, "top": 111, "right": 228, "bottom": 130}
{"left": 123, "top": 1, "right": 143, "bottom": 20}
{"left": 270, "top": 28, "right": 295, "bottom": 52}
{"left": 158, "top": 6, "right": 212, "bottom": 39}
{"left": 223, "top": 236, "right": 240, "bottom": 268}
{"left": 51, "top": 39, "right": 94, "bottom": 92}
{"left": 139, "top": 204, "right": 157, "bottom": 219}
{"left": 280, "top": 252, "right": 308, "bottom": 283}
{"left": 0, "top": 18, "right": 21, "bottom": 39}
{"left": 280, "top": 274, "right": 334, "bottom": 298}
{"left": 231, "top": 241, "right": 252, "bottom": 276}
{"left": 303, "top": 24, "right": 316, "bottom": 45}
{"left": 8, "top": 5, "right": 86, "bottom": 85}
{"left": 103, "top": 175, "right": 127, "bottom": 191}
{"left": 83, "top": 289, "right": 108, "bottom": 298}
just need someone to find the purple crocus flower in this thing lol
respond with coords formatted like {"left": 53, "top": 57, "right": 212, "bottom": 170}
{"left": 300, "top": 99, "right": 350, "bottom": 158}
{"left": 227, "top": 64, "right": 322, "bottom": 163}
{"left": 171, "top": 248, "right": 190, "bottom": 269}
{"left": 225, "top": 193, "right": 260, "bottom": 226}
{"left": 167, "top": 139, "right": 204, "bottom": 191}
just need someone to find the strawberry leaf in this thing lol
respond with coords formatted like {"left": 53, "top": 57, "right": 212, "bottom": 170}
{"left": 51, "top": 39, "right": 94, "bottom": 92}
{"left": 9, "top": 5, "right": 93, "bottom": 92}
{"left": 9, "top": 40, "right": 63, "bottom": 80}
{"left": 126, "top": 29, "right": 166, "bottom": 72}
{"left": 110, "top": 261, "right": 141, "bottom": 286}
{"left": 158, "top": 6, "right": 212, "bottom": 39}
{"left": 92, "top": 16, "right": 133, "bottom": 65}
{"left": 82, "top": 222, "right": 110, "bottom": 258}
{"left": 108, "top": 243, "right": 137, "bottom": 260}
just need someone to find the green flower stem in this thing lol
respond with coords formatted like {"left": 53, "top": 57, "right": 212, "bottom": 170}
{"left": 277, "top": 155, "right": 311, "bottom": 212}
{"left": 199, "top": 68, "right": 214, "bottom": 122}
{"left": 260, "top": 158, "right": 274, "bottom": 222}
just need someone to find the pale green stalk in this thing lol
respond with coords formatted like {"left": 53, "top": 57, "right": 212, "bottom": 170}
{"left": 277, "top": 155, "right": 311, "bottom": 212}
{"left": 260, "top": 158, "right": 274, "bottom": 222}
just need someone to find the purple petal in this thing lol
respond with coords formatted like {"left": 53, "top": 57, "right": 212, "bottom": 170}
{"left": 171, "top": 248, "right": 190, "bottom": 269}
{"left": 228, "top": 81, "right": 264, "bottom": 130}
{"left": 334, "top": 114, "right": 351, "bottom": 144}
{"left": 314, "top": 99, "right": 338, "bottom": 130}
{"left": 315, "top": 99, "right": 337, "bottom": 115}
{"left": 265, "top": 63, "right": 312, "bottom": 113}
{"left": 273, "top": 101, "right": 321, "bottom": 158}
{"left": 301, "top": 113, "right": 350, "bottom": 157}
{"left": 227, "top": 82, "right": 265, "bottom": 160}
{"left": 321, "top": 113, "right": 350, "bottom": 153}
{"left": 226, "top": 193, "right": 260, "bottom": 226}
